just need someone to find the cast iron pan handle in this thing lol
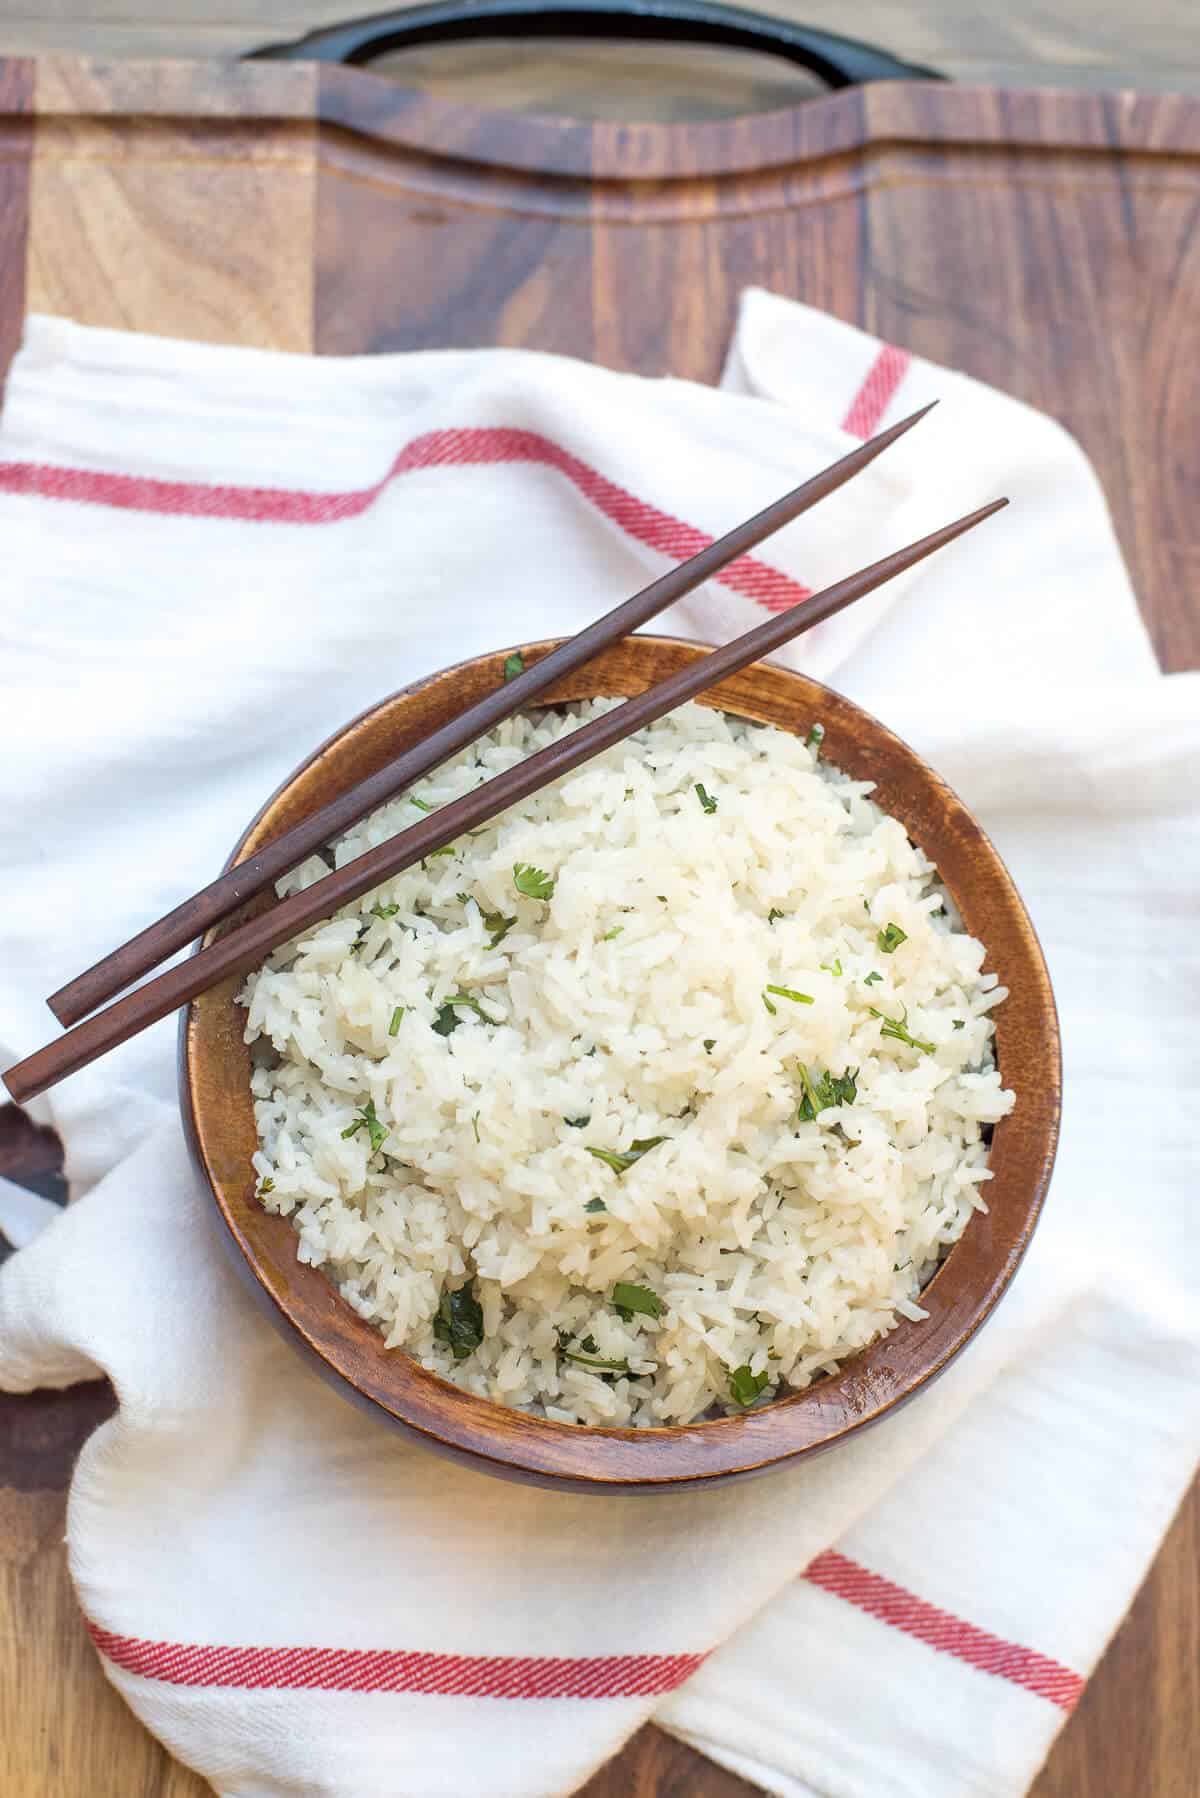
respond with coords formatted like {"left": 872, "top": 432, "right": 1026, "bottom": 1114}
{"left": 249, "top": 0, "right": 943, "bottom": 87}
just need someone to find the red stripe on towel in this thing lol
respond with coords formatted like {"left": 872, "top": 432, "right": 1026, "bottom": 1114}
{"left": 90, "top": 1552, "right": 1084, "bottom": 1712}
{"left": 87, "top": 1623, "right": 708, "bottom": 1699}
{"left": 804, "top": 1551, "right": 1085, "bottom": 1712}
{"left": 840, "top": 345, "right": 912, "bottom": 440}
{"left": 0, "top": 426, "right": 813, "bottom": 613}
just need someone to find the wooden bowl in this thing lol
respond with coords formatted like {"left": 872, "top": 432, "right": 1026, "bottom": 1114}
{"left": 182, "top": 638, "right": 1060, "bottom": 1492}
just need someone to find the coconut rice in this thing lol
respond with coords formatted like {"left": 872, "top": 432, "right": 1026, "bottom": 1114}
{"left": 242, "top": 699, "right": 1014, "bottom": 1427}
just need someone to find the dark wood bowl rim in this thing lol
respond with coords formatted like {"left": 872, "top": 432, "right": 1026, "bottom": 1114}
{"left": 181, "top": 638, "right": 1061, "bottom": 1491}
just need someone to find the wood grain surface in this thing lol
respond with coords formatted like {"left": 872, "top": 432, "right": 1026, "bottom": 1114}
{"left": 0, "top": 52, "right": 1196, "bottom": 1798}
{"left": 0, "top": 0, "right": 1197, "bottom": 97}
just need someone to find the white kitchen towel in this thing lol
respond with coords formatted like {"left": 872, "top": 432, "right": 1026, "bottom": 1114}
{"left": 0, "top": 289, "right": 1196, "bottom": 1798}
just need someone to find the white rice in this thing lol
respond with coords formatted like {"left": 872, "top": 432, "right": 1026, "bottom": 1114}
{"left": 242, "top": 700, "right": 1014, "bottom": 1427}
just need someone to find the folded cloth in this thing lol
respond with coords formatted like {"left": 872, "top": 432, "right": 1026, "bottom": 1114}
{"left": 0, "top": 290, "right": 1196, "bottom": 1798}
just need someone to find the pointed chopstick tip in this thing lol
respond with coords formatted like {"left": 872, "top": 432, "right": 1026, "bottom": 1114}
{"left": 871, "top": 398, "right": 939, "bottom": 447}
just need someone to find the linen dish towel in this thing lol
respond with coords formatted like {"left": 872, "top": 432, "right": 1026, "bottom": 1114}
{"left": 0, "top": 289, "right": 1196, "bottom": 1798}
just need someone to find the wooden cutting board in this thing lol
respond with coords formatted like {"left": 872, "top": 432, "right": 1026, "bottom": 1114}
{"left": 0, "top": 53, "right": 1196, "bottom": 1798}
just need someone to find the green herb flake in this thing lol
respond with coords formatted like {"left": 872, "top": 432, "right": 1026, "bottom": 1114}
{"left": 256, "top": 1176, "right": 275, "bottom": 1199}
{"left": 349, "top": 920, "right": 371, "bottom": 955}
{"left": 767, "top": 908, "right": 785, "bottom": 925}
{"left": 562, "top": 1348, "right": 630, "bottom": 1374}
{"left": 427, "top": 844, "right": 457, "bottom": 861}
{"left": 729, "top": 1364, "right": 770, "bottom": 1406}
{"left": 409, "top": 795, "right": 433, "bottom": 813}
{"left": 601, "top": 926, "right": 624, "bottom": 941}
{"left": 341, "top": 1097, "right": 389, "bottom": 1155}
{"left": 703, "top": 1038, "right": 716, "bottom": 1053}
{"left": 695, "top": 782, "right": 718, "bottom": 815}
{"left": 765, "top": 984, "right": 815, "bottom": 1008}
{"left": 479, "top": 907, "right": 517, "bottom": 948}
{"left": 953, "top": 1019, "right": 965, "bottom": 1031}
{"left": 805, "top": 722, "right": 825, "bottom": 754}
{"left": 611, "top": 1281, "right": 664, "bottom": 1322}
{"left": 433, "top": 992, "right": 495, "bottom": 1037}
{"left": 820, "top": 958, "right": 843, "bottom": 977}
{"left": 796, "top": 1061, "right": 858, "bottom": 1123}
{"left": 564, "top": 1115, "right": 590, "bottom": 1129}
{"left": 877, "top": 922, "right": 908, "bottom": 954}
{"left": 864, "top": 971, "right": 883, "bottom": 987}
{"left": 388, "top": 1006, "right": 405, "bottom": 1037}
{"left": 584, "top": 1198, "right": 607, "bottom": 1213}
{"left": 471, "top": 1112, "right": 481, "bottom": 1143}
{"left": 370, "top": 901, "right": 400, "bottom": 922}
{"left": 432, "top": 1004, "right": 461, "bottom": 1037}
{"left": 433, "top": 1279, "right": 484, "bottom": 1360}
{"left": 869, "top": 1005, "right": 935, "bottom": 1056}
{"left": 587, "top": 1136, "right": 668, "bottom": 1177}
{"left": 503, "top": 651, "right": 525, "bottom": 682}
{"left": 513, "top": 862, "right": 555, "bottom": 901}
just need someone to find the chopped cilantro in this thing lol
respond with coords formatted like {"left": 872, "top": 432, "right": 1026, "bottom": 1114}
{"left": 695, "top": 782, "right": 718, "bottom": 814}
{"left": 805, "top": 722, "right": 825, "bottom": 754}
{"left": 764, "top": 984, "right": 815, "bottom": 1012}
{"left": 796, "top": 1062, "right": 858, "bottom": 1122}
{"left": 432, "top": 1279, "right": 484, "bottom": 1360}
{"left": 479, "top": 907, "right": 516, "bottom": 948}
{"left": 341, "top": 1097, "right": 388, "bottom": 1155}
{"left": 427, "top": 844, "right": 456, "bottom": 860}
{"left": 562, "top": 1348, "right": 631, "bottom": 1373}
{"left": 256, "top": 1176, "right": 275, "bottom": 1199}
{"left": 953, "top": 1019, "right": 965, "bottom": 1031}
{"left": 433, "top": 1004, "right": 460, "bottom": 1037}
{"left": 703, "top": 1038, "right": 716, "bottom": 1053}
{"left": 564, "top": 1115, "right": 590, "bottom": 1129}
{"left": 513, "top": 863, "right": 554, "bottom": 901}
{"left": 432, "top": 992, "right": 496, "bottom": 1037}
{"left": 370, "top": 901, "right": 400, "bottom": 920}
{"left": 409, "top": 795, "right": 433, "bottom": 812}
{"left": 388, "top": 1005, "right": 404, "bottom": 1037}
{"left": 349, "top": 920, "right": 371, "bottom": 955}
{"left": 601, "top": 926, "right": 624, "bottom": 941}
{"left": 863, "top": 971, "right": 883, "bottom": 987}
{"left": 611, "top": 1281, "right": 664, "bottom": 1322}
{"left": 729, "top": 1364, "right": 770, "bottom": 1406}
{"left": 767, "top": 908, "right": 785, "bottom": 926}
{"left": 869, "top": 1005, "right": 935, "bottom": 1055}
{"left": 586, "top": 1137, "right": 668, "bottom": 1176}
{"left": 503, "top": 651, "right": 525, "bottom": 682}
{"left": 584, "top": 1198, "right": 607, "bottom": 1213}
{"left": 877, "top": 922, "right": 908, "bottom": 954}
{"left": 471, "top": 1112, "right": 481, "bottom": 1143}
{"left": 820, "top": 958, "right": 843, "bottom": 976}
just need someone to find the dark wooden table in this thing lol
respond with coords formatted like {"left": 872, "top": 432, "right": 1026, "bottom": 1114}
{"left": 0, "top": 51, "right": 1196, "bottom": 1798}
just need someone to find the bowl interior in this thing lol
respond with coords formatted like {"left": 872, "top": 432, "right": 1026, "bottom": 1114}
{"left": 182, "top": 638, "right": 1060, "bottom": 1491}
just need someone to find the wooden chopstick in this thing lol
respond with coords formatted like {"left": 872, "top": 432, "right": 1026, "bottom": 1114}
{"left": 47, "top": 404, "right": 935, "bottom": 1029}
{"left": 4, "top": 495, "right": 1006, "bottom": 1106}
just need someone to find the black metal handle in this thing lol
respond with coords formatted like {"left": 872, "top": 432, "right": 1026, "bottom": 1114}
{"left": 249, "top": 0, "right": 942, "bottom": 87}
